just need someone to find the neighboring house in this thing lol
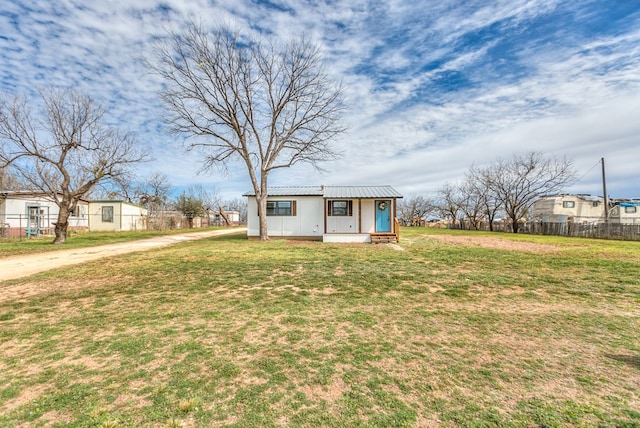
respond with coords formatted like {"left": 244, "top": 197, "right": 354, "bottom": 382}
{"left": 210, "top": 210, "right": 241, "bottom": 226}
{"left": 0, "top": 191, "right": 89, "bottom": 237}
{"left": 531, "top": 194, "right": 605, "bottom": 224}
{"left": 609, "top": 200, "right": 640, "bottom": 225}
{"left": 244, "top": 185, "right": 403, "bottom": 243}
{"left": 88, "top": 200, "right": 148, "bottom": 232}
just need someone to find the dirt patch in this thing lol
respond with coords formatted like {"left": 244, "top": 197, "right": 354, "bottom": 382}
{"left": 423, "top": 234, "right": 560, "bottom": 252}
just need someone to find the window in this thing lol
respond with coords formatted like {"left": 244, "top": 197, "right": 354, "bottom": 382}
{"left": 328, "top": 200, "right": 352, "bottom": 216}
{"left": 266, "top": 200, "right": 296, "bottom": 216}
{"left": 624, "top": 206, "right": 637, "bottom": 214}
{"left": 70, "top": 206, "right": 84, "bottom": 217}
{"left": 102, "top": 206, "right": 114, "bottom": 222}
{"left": 592, "top": 202, "right": 600, "bottom": 207}
{"left": 562, "top": 201, "right": 575, "bottom": 208}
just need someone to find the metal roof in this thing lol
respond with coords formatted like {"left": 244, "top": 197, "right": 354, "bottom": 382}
{"left": 322, "top": 185, "right": 403, "bottom": 198}
{"left": 244, "top": 185, "right": 403, "bottom": 199}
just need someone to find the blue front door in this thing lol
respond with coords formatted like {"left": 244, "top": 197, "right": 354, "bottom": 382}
{"left": 375, "top": 200, "right": 391, "bottom": 232}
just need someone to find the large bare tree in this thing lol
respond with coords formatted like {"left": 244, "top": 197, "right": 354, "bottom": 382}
{"left": 151, "top": 22, "right": 345, "bottom": 240}
{"left": 473, "top": 152, "right": 577, "bottom": 233}
{"left": 0, "top": 90, "right": 148, "bottom": 244}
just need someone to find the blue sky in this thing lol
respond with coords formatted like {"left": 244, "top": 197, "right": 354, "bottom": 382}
{"left": 1, "top": 0, "right": 639, "bottom": 200}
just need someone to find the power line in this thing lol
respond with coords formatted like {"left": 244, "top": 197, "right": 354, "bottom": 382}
{"left": 575, "top": 158, "right": 602, "bottom": 185}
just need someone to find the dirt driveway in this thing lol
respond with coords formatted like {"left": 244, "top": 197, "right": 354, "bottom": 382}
{"left": 0, "top": 228, "right": 246, "bottom": 282}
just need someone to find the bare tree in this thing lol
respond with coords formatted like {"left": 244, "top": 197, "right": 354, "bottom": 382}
{"left": 436, "top": 182, "right": 464, "bottom": 229}
{"left": 458, "top": 179, "right": 484, "bottom": 230}
{"left": 465, "top": 167, "right": 502, "bottom": 231}
{"left": 474, "top": 152, "right": 577, "bottom": 233}
{"left": 0, "top": 167, "right": 25, "bottom": 190}
{"left": 0, "top": 90, "right": 148, "bottom": 244}
{"left": 151, "top": 22, "right": 345, "bottom": 240}
{"left": 397, "top": 194, "right": 434, "bottom": 226}
{"left": 136, "top": 172, "right": 172, "bottom": 213}
{"left": 224, "top": 197, "right": 248, "bottom": 224}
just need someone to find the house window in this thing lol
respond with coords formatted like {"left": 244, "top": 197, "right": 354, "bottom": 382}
{"left": 563, "top": 201, "right": 575, "bottom": 208}
{"left": 266, "top": 200, "right": 296, "bottom": 216}
{"left": 592, "top": 202, "right": 599, "bottom": 207}
{"left": 70, "top": 206, "right": 84, "bottom": 217}
{"left": 624, "top": 206, "right": 637, "bottom": 214}
{"left": 328, "top": 200, "right": 353, "bottom": 216}
{"left": 102, "top": 206, "right": 114, "bottom": 222}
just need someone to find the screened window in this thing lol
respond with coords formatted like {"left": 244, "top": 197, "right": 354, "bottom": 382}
{"left": 266, "top": 200, "right": 296, "bottom": 216}
{"left": 624, "top": 206, "right": 637, "bottom": 214}
{"left": 562, "top": 201, "right": 575, "bottom": 208}
{"left": 102, "top": 206, "right": 114, "bottom": 222}
{"left": 328, "top": 200, "right": 353, "bottom": 216}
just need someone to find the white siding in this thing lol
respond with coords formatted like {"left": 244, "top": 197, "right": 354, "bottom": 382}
{"left": 0, "top": 194, "right": 88, "bottom": 236}
{"left": 532, "top": 196, "right": 605, "bottom": 223}
{"left": 88, "top": 201, "right": 147, "bottom": 232}
{"left": 247, "top": 196, "right": 323, "bottom": 238}
{"left": 361, "top": 200, "right": 376, "bottom": 233}
{"left": 610, "top": 205, "right": 640, "bottom": 225}
{"left": 326, "top": 200, "right": 359, "bottom": 233}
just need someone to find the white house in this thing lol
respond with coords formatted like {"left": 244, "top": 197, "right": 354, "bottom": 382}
{"left": 88, "top": 200, "right": 148, "bottom": 232}
{"left": 244, "top": 185, "right": 403, "bottom": 243}
{"left": 609, "top": 200, "right": 640, "bottom": 225}
{"left": 0, "top": 191, "right": 89, "bottom": 237}
{"left": 531, "top": 194, "right": 605, "bottom": 224}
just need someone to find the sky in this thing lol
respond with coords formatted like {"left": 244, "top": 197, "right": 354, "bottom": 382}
{"left": 1, "top": 0, "right": 639, "bottom": 201}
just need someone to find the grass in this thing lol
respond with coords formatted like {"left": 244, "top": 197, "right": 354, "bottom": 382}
{"left": 0, "top": 227, "right": 639, "bottom": 427}
{"left": 0, "top": 227, "right": 226, "bottom": 258}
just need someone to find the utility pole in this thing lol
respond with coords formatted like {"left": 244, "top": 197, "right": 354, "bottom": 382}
{"left": 601, "top": 157, "right": 608, "bottom": 221}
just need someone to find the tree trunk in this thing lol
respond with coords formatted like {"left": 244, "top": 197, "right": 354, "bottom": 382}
{"left": 511, "top": 217, "right": 519, "bottom": 233}
{"left": 257, "top": 194, "right": 269, "bottom": 241}
{"left": 53, "top": 209, "right": 70, "bottom": 245}
{"left": 218, "top": 207, "right": 230, "bottom": 226}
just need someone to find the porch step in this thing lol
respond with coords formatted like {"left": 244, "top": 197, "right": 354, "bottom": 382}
{"left": 370, "top": 233, "right": 398, "bottom": 244}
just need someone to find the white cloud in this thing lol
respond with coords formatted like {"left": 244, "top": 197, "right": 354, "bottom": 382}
{"left": 1, "top": 0, "right": 639, "bottom": 200}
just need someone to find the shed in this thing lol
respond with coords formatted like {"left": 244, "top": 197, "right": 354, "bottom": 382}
{"left": 88, "top": 201, "right": 148, "bottom": 232}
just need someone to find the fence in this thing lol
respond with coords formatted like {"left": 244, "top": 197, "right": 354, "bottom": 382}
{"left": 522, "top": 222, "right": 640, "bottom": 241}
{"left": 0, "top": 212, "right": 231, "bottom": 239}
{"left": 443, "top": 220, "right": 640, "bottom": 241}
{"left": 1, "top": 213, "right": 145, "bottom": 238}
{"left": 0, "top": 213, "right": 86, "bottom": 239}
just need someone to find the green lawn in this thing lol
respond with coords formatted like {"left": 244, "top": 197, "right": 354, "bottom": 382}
{"left": 1, "top": 228, "right": 639, "bottom": 427}
{"left": 0, "top": 227, "right": 227, "bottom": 258}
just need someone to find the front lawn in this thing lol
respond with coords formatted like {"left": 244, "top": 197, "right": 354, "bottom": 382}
{"left": 1, "top": 229, "right": 638, "bottom": 426}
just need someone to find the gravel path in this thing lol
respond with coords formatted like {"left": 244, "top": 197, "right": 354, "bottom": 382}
{"left": 0, "top": 228, "right": 246, "bottom": 282}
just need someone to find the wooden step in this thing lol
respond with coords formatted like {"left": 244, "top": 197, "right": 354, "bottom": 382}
{"left": 370, "top": 233, "right": 398, "bottom": 244}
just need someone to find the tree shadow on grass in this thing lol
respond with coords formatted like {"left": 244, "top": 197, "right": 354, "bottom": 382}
{"left": 605, "top": 353, "right": 640, "bottom": 370}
